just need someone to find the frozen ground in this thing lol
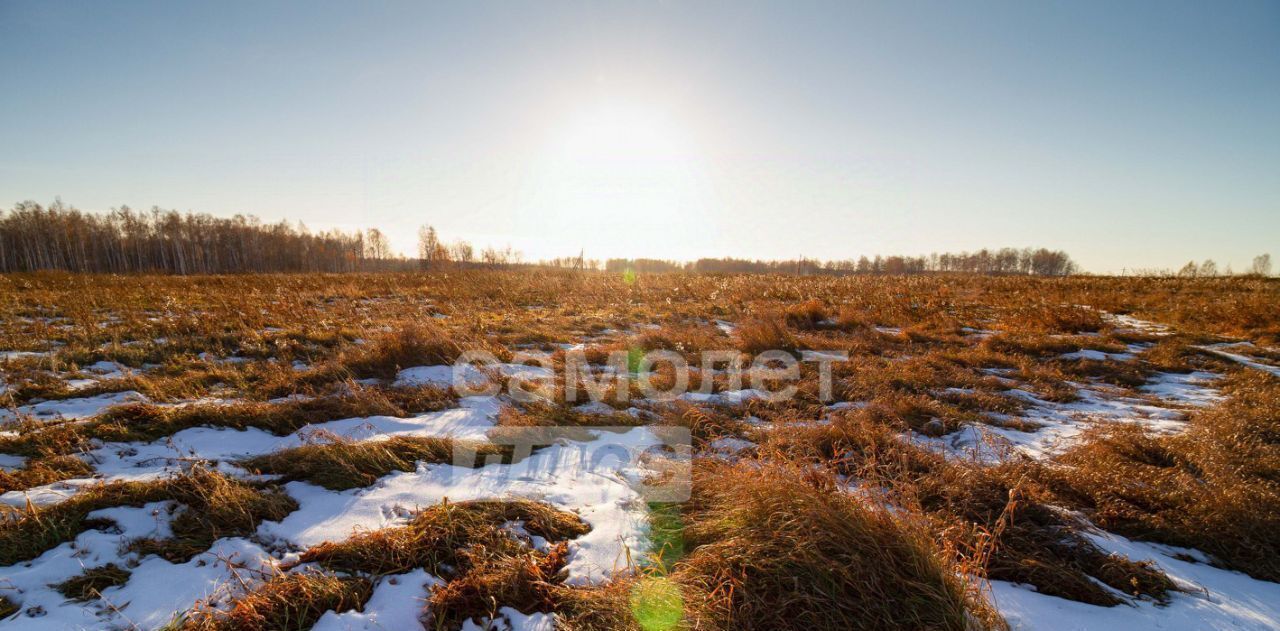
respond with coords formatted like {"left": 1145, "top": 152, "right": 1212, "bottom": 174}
{"left": 1, "top": 314, "right": 1278, "bottom": 629}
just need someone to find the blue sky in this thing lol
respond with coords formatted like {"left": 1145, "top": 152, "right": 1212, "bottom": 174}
{"left": 2, "top": 0, "right": 1277, "bottom": 272}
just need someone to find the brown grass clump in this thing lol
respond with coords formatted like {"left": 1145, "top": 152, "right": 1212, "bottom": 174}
{"left": 1054, "top": 358, "right": 1150, "bottom": 388}
{"left": 0, "top": 385, "right": 455, "bottom": 459}
{"left": 178, "top": 570, "right": 372, "bottom": 631}
{"left": 735, "top": 316, "right": 800, "bottom": 355}
{"left": 1003, "top": 304, "right": 1105, "bottom": 335}
{"left": 342, "top": 322, "right": 476, "bottom": 379}
{"left": 765, "top": 412, "right": 1176, "bottom": 606}
{"left": 1140, "top": 337, "right": 1219, "bottom": 373}
{"left": 298, "top": 499, "right": 590, "bottom": 629}
{"left": 52, "top": 563, "right": 131, "bottom": 601}
{"left": 1049, "top": 371, "right": 1280, "bottom": 582}
{"left": 239, "top": 435, "right": 514, "bottom": 491}
{"left": 0, "top": 469, "right": 279, "bottom": 567}
{"left": 783, "top": 299, "right": 829, "bottom": 330}
{"left": 0, "top": 454, "right": 95, "bottom": 494}
{"left": 130, "top": 470, "right": 297, "bottom": 563}
{"left": 427, "top": 543, "right": 572, "bottom": 628}
{"left": 99, "top": 385, "right": 454, "bottom": 440}
{"left": 300, "top": 499, "right": 590, "bottom": 577}
{"left": 0, "top": 595, "right": 16, "bottom": 619}
{"left": 0, "top": 478, "right": 174, "bottom": 566}
{"left": 669, "top": 460, "right": 1004, "bottom": 631}
{"left": 916, "top": 460, "right": 1175, "bottom": 606}
{"left": 655, "top": 402, "right": 751, "bottom": 448}
{"left": 632, "top": 324, "right": 724, "bottom": 355}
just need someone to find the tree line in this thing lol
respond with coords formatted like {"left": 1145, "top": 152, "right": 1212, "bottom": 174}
{"left": 606, "top": 248, "right": 1080, "bottom": 276}
{"left": 0, "top": 201, "right": 368, "bottom": 273}
{"left": 5, "top": 202, "right": 1270, "bottom": 278}
{"left": 1170, "top": 254, "right": 1272, "bottom": 278}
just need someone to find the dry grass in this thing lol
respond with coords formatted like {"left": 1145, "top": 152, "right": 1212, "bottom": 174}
{"left": 300, "top": 499, "right": 590, "bottom": 577}
{"left": 129, "top": 470, "right": 297, "bottom": 563}
{"left": 178, "top": 570, "right": 372, "bottom": 631}
{"left": 0, "top": 478, "right": 174, "bottom": 566}
{"left": 735, "top": 316, "right": 800, "bottom": 355}
{"left": 1048, "top": 371, "right": 1280, "bottom": 581}
{"left": 426, "top": 543, "right": 572, "bottom": 628}
{"left": 342, "top": 322, "right": 481, "bottom": 379}
{"left": 0, "top": 468, "right": 292, "bottom": 566}
{"left": 2, "top": 270, "right": 1279, "bottom": 626}
{"left": 297, "top": 499, "right": 590, "bottom": 629}
{"left": 783, "top": 299, "right": 830, "bottom": 330}
{"left": 632, "top": 323, "right": 726, "bottom": 356}
{"left": 1002, "top": 303, "right": 1105, "bottom": 335}
{"left": 0, "top": 385, "right": 455, "bottom": 463}
{"left": 0, "top": 454, "right": 94, "bottom": 494}
{"left": 52, "top": 563, "right": 131, "bottom": 601}
{"left": 239, "top": 435, "right": 516, "bottom": 490}
{"left": 656, "top": 402, "right": 751, "bottom": 448}
{"left": 669, "top": 460, "right": 1004, "bottom": 630}
{"left": 764, "top": 411, "right": 1177, "bottom": 606}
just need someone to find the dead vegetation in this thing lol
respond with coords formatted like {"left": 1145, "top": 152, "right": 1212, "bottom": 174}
{"left": 0, "top": 385, "right": 455, "bottom": 461}
{"left": 667, "top": 459, "right": 1006, "bottom": 630}
{"left": 1047, "top": 370, "right": 1280, "bottom": 581}
{"left": 1, "top": 270, "right": 1278, "bottom": 628}
{"left": 239, "top": 435, "right": 516, "bottom": 490}
{"left": 0, "top": 468, "right": 295, "bottom": 566}
{"left": 52, "top": 563, "right": 132, "bottom": 601}
{"left": 342, "top": 321, "right": 484, "bottom": 379}
{"left": 764, "top": 410, "right": 1177, "bottom": 606}
{"left": 296, "top": 499, "right": 590, "bottom": 628}
{"left": 178, "top": 570, "right": 372, "bottom": 631}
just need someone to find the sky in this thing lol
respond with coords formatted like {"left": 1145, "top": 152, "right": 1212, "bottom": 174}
{"left": 1, "top": 0, "right": 1277, "bottom": 273}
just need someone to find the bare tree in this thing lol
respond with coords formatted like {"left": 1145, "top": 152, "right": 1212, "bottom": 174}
{"left": 1251, "top": 253, "right": 1272, "bottom": 277}
{"left": 364, "top": 229, "right": 391, "bottom": 260}
{"left": 0, "top": 201, "right": 365, "bottom": 273}
{"left": 417, "top": 225, "right": 444, "bottom": 270}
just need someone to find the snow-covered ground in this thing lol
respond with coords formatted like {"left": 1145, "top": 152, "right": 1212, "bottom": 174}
{"left": 1, "top": 312, "right": 1278, "bottom": 629}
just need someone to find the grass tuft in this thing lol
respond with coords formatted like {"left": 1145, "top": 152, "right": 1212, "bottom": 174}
{"left": 240, "top": 435, "right": 515, "bottom": 491}
{"left": 178, "top": 570, "right": 372, "bottom": 631}
{"left": 1049, "top": 371, "right": 1280, "bottom": 582}
{"left": 52, "top": 563, "right": 131, "bottom": 601}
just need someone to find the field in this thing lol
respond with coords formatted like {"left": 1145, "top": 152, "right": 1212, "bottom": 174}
{"left": 1, "top": 270, "right": 1278, "bottom": 630}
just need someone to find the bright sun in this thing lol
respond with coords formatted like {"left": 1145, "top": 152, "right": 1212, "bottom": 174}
{"left": 556, "top": 103, "right": 691, "bottom": 164}
{"left": 520, "top": 100, "right": 715, "bottom": 260}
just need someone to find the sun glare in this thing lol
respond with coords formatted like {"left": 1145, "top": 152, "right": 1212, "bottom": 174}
{"left": 556, "top": 103, "right": 691, "bottom": 163}
{"left": 520, "top": 100, "right": 715, "bottom": 260}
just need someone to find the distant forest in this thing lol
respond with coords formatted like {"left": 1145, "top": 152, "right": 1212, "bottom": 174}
{"left": 604, "top": 249, "right": 1079, "bottom": 276}
{"left": 1, "top": 200, "right": 1086, "bottom": 276}
{"left": 1, "top": 201, "right": 366, "bottom": 274}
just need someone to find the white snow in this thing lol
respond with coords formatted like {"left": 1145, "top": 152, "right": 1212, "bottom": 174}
{"left": 0, "top": 390, "right": 149, "bottom": 424}
{"left": 1196, "top": 344, "right": 1280, "bottom": 378}
{"left": 919, "top": 377, "right": 1195, "bottom": 461}
{"left": 993, "top": 528, "right": 1280, "bottom": 631}
{"left": 1140, "top": 371, "right": 1224, "bottom": 407}
{"left": 678, "top": 388, "right": 769, "bottom": 405}
{"left": 0, "top": 500, "right": 277, "bottom": 631}
{"left": 1, "top": 310, "right": 1276, "bottom": 630}
{"left": 1059, "top": 349, "right": 1136, "bottom": 362}
{"left": 394, "top": 363, "right": 553, "bottom": 389}
{"left": 2, "top": 397, "right": 504, "bottom": 508}
{"left": 258, "top": 426, "right": 674, "bottom": 586}
{"left": 311, "top": 569, "right": 440, "bottom": 631}
{"left": 0, "top": 350, "right": 51, "bottom": 362}
{"left": 0, "top": 453, "right": 26, "bottom": 471}
{"left": 460, "top": 608, "right": 556, "bottom": 631}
